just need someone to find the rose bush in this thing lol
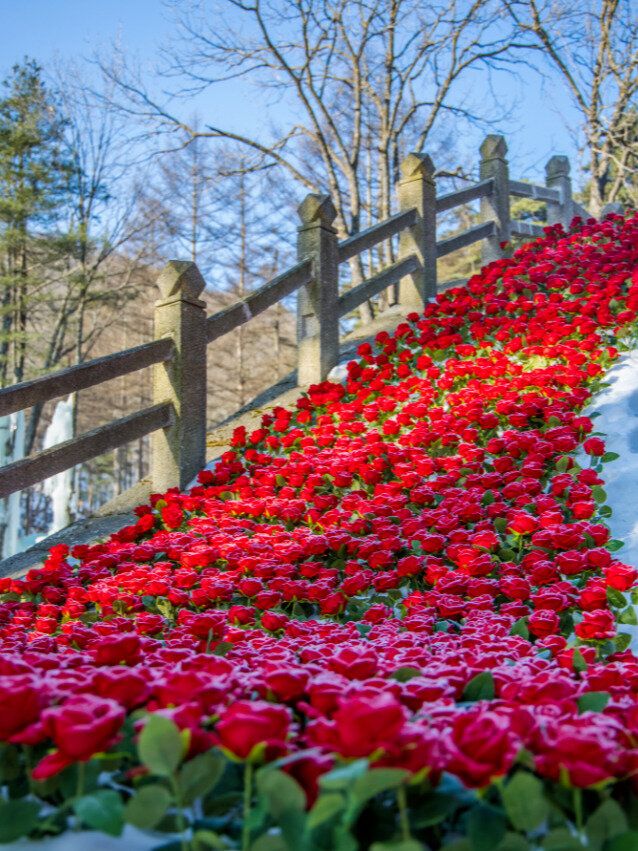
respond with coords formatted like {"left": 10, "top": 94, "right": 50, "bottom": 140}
{"left": 0, "top": 211, "right": 638, "bottom": 849}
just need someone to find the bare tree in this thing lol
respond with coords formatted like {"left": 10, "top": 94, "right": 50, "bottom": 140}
{"left": 505, "top": 0, "right": 638, "bottom": 214}
{"left": 100, "top": 0, "right": 529, "bottom": 317}
{"left": 20, "top": 69, "right": 161, "bottom": 458}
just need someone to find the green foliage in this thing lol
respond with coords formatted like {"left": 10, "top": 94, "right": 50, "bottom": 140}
{"left": 124, "top": 784, "right": 173, "bottom": 829}
{"left": 462, "top": 671, "right": 495, "bottom": 701}
{"left": 138, "top": 714, "right": 188, "bottom": 777}
{"left": 502, "top": 771, "right": 549, "bottom": 831}
{"left": 74, "top": 790, "right": 124, "bottom": 836}
{"left": 0, "top": 798, "right": 40, "bottom": 842}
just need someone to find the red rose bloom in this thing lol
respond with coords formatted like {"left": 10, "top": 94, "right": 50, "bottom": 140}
{"left": 446, "top": 710, "right": 520, "bottom": 788}
{"left": 32, "top": 696, "right": 125, "bottom": 780}
{"left": 216, "top": 700, "right": 290, "bottom": 761}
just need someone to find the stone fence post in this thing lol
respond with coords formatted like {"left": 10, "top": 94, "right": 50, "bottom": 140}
{"left": 296, "top": 194, "right": 340, "bottom": 386}
{"left": 397, "top": 153, "right": 437, "bottom": 307}
{"left": 545, "top": 155, "right": 574, "bottom": 227}
{"left": 480, "top": 134, "right": 511, "bottom": 263}
{"left": 151, "top": 261, "right": 207, "bottom": 492}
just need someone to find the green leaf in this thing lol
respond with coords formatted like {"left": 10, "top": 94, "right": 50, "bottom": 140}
{"left": 138, "top": 714, "right": 187, "bottom": 777}
{"left": 192, "top": 830, "right": 229, "bottom": 850}
{"left": 586, "top": 799, "right": 628, "bottom": 850}
{"left": 319, "top": 759, "right": 368, "bottom": 791}
{"left": 370, "top": 842, "right": 424, "bottom": 851}
{"left": 615, "top": 633, "right": 633, "bottom": 653}
{"left": 605, "top": 832, "right": 638, "bottom": 851}
{"left": 411, "top": 792, "right": 458, "bottom": 828}
{"left": 499, "top": 548, "right": 517, "bottom": 561}
{"left": 250, "top": 837, "right": 290, "bottom": 851}
{"left": 391, "top": 666, "right": 423, "bottom": 682}
{"left": 619, "top": 606, "right": 638, "bottom": 625}
{"left": 572, "top": 648, "right": 588, "bottom": 672}
{"left": 178, "top": 751, "right": 225, "bottom": 804}
{"left": 333, "top": 826, "right": 360, "bottom": 851}
{"left": 608, "top": 540, "right": 625, "bottom": 552}
{"left": 592, "top": 486, "right": 607, "bottom": 503}
{"left": 599, "top": 505, "right": 613, "bottom": 518}
{"left": 602, "top": 452, "right": 620, "bottom": 463}
{"left": 125, "top": 783, "right": 172, "bottom": 829}
{"left": 502, "top": 772, "right": 548, "bottom": 831}
{"left": 497, "top": 835, "right": 530, "bottom": 851}
{"left": 307, "top": 793, "right": 345, "bottom": 829}
{"left": 577, "top": 691, "right": 611, "bottom": 713}
{"left": 74, "top": 790, "right": 124, "bottom": 837}
{"left": 213, "top": 641, "right": 234, "bottom": 657}
{"left": 510, "top": 618, "right": 529, "bottom": 639}
{"left": 351, "top": 768, "right": 409, "bottom": 805}
{"left": 556, "top": 456, "right": 570, "bottom": 472}
{"left": 467, "top": 804, "right": 506, "bottom": 851}
{"left": 542, "top": 828, "right": 583, "bottom": 850}
{"left": 462, "top": 671, "right": 495, "bottom": 701}
{"left": 607, "top": 587, "right": 627, "bottom": 609}
{"left": 256, "top": 768, "right": 306, "bottom": 818}
{"left": 0, "top": 798, "right": 40, "bottom": 842}
{"left": 494, "top": 517, "right": 508, "bottom": 533}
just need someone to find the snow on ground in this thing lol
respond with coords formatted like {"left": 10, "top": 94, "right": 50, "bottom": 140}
{"left": 9, "top": 827, "right": 160, "bottom": 851}
{"left": 578, "top": 350, "right": 638, "bottom": 568}
{"left": 577, "top": 350, "right": 638, "bottom": 652}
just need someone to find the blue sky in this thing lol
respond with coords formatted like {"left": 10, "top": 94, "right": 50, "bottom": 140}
{"left": 0, "top": 0, "right": 584, "bottom": 187}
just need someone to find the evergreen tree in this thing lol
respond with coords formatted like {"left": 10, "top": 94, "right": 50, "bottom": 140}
{"left": 0, "top": 58, "right": 70, "bottom": 387}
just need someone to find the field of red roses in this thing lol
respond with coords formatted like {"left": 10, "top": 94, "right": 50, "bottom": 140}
{"left": 2, "top": 212, "right": 638, "bottom": 851}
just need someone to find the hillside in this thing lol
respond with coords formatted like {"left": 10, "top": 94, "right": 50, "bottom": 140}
{"left": 2, "top": 211, "right": 638, "bottom": 850}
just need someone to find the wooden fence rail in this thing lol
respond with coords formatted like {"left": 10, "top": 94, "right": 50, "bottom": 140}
{"left": 0, "top": 132, "right": 603, "bottom": 551}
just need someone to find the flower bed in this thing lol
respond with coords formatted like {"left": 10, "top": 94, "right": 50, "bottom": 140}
{"left": 2, "top": 213, "right": 638, "bottom": 850}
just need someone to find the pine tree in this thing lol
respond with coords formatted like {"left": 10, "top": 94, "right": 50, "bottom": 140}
{"left": 0, "top": 58, "right": 70, "bottom": 388}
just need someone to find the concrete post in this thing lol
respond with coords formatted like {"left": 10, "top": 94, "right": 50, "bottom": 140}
{"left": 296, "top": 194, "right": 340, "bottom": 386}
{"left": 480, "top": 135, "right": 511, "bottom": 263}
{"left": 545, "top": 155, "right": 573, "bottom": 228}
{"left": 601, "top": 201, "right": 625, "bottom": 218}
{"left": 151, "top": 261, "right": 207, "bottom": 492}
{"left": 397, "top": 153, "right": 437, "bottom": 307}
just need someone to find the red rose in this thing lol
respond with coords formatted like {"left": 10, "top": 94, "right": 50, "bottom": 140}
{"left": 574, "top": 609, "right": 616, "bottom": 641}
{"left": 32, "top": 696, "right": 125, "bottom": 779}
{"left": 507, "top": 512, "right": 538, "bottom": 535}
{"left": 583, "top": 437, "right": 605, "bottom": 457}
{"left": 92, "top": 633, "right": 141, "bottom": 666}
{"left": 446, "top": 710, "right": 520, "bottom": 788}
{"left": 534, "top": 716, "right": 626, "bottom": 787}
{"left": 0, "top": 676, "right": 44, "bottom": 741}
{"left": 604, "top": 563, "right": 638, "bottom": 592}
{"left": 161, "top": 503, "right": 184, "bottom": 529}
{"left": 528, "top": 609, "right": 560, "bottom": 638}
{"left": 332, "top": 694, "right": 406, "bottom": 758}
{"left": 216, "top": 700, "right": 290, "bottom": 761}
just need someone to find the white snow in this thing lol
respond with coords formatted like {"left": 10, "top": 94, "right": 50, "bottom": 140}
{"left": 0, "top": 410, "right": 25, "bottom": 558}
{"left": 41, "top": 395, "right": 75, "bottom": 534}
{"left": 577, "top": 350, "right": 638, "bottom": 568}
{"left": 8, "top": 826, "right": 165, "bottom": 851}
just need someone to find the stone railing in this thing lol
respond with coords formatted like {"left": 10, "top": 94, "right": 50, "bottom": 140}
{"left": 0, "top": 133, "right": 604, "bottom": 569}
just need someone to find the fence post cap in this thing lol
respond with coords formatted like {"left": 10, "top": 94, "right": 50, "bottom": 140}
{"left": 399, "top": 152, "right": 435, "bottom": 181}
{"left": 545, "top": 155, "right": 570, "bottom": 177}
{"left": 298, "top": 193, "right": 337, "bottom": 229}
{"left": 480, "top": 134, "right": 507, "bottom": 160}
{"left": 156, "top": 260, "right": 206, "bottom": 302}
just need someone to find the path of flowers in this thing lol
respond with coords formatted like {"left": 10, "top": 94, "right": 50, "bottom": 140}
{"left": 2, "top": 212, "right": 638, "bottom": 849}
